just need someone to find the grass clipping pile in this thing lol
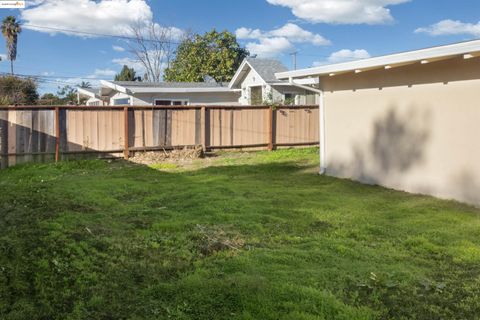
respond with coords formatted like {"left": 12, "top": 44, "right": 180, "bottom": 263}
{"left": 192, "top": 224, "right": 246, "bottom": 256}
{"left": 130, "top": 146, "right": 204, "bottom": 165}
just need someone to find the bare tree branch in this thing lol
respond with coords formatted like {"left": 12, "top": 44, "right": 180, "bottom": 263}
{"left": 127, "top": 21, "right": 178, "bottom": 82}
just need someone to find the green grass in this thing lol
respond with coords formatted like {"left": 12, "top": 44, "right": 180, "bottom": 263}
{"left": 1, "top": 148, "right": 480, "bottom": 320}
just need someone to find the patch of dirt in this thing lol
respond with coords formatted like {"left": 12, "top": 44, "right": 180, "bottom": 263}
{"left": 130, "top": 146, "right": 204, "bottom": 165}
{"left": 192, "top": 224, "right": 246, "bottom": 256}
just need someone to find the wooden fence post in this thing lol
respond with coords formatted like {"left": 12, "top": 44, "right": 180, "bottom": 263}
{"left": 0, "top": 110, "right": 7, "bottom": 168}
{"left": 123, "top": 106, "right": 129, "bottom": 159}
{"left": 201, "top": 106, "right": 206, "bottom": 152}
{"left": 267, "top": 107, "right": 274, "bottom": 151}
{"left": 55, "top": 107, "right": 60, "bottom": 162}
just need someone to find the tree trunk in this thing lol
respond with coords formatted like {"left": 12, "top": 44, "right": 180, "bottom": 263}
{"left": 10, "top": 60, "right": 13, "bottom": 75}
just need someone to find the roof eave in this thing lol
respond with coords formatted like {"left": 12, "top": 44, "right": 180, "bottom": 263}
{"left": 77, "top": 87, "right": 98, "bottom": 99}
{"left": 228, "top": 59, "right": 249, "bottom": 89}
{"left": 129, "top": 87, "right": 235, "bottom": 94}
{"left": 276, "top": 39, "right": 480, "bottom": 79}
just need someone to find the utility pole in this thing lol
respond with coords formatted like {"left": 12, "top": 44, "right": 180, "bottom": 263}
{"left": 290, "top": 51, "right": 298, "bottom": 70}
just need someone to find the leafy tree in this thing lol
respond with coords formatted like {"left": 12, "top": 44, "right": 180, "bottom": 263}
{"left": 164, "top": 29, "right": 249, "bottom": 83}
{"left": 39, "top": 93, "right": 63, "bottom": 105}
{"left": 79, "top": 81, "right": 92, "bottom": 88}
{"left": 57, "top": 85, "right": 77, "bottom": 104}
{"left": 1, "top": 16, "right": 21, "bottom": 75}
{"left": 114, "top": 65, "right": 141, "bottom": 82}
{"left": 0, "top": 76, "right": 38, "bottom": 105}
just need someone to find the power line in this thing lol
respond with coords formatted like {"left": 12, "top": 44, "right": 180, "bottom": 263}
{"left": 22, "top": 24, "right": 183, "bottom": 45}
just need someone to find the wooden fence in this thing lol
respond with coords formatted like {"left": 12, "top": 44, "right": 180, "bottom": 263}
{"left": 0, "top": 105, "right": 319, "bottom": 168}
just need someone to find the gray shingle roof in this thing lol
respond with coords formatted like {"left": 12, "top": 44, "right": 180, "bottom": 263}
{"left": 111, "top": 81, "right": 230, "bottom": 88}
{"left": 246, "top": 58, "right": 288, "bottom": 82}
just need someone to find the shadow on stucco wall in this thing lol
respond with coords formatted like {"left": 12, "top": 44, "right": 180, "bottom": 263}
{"left": 328, "top": 105, "right": 431, "bottom": 185}
{"left": 451, "top": 170, "right": 480, "bottom": 206}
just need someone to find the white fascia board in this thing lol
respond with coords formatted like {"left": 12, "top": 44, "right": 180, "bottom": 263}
{"left": 100, "top": 80, "right": 129, "bottom": 94}
{"left": 288, "top": 78, "right": 319, "bottom": 85}
{"left": 129, "top": 87, "right": 234, "bottom": 94}
{"left": 276, "top": 39, "right": 480, "bottom": 79}
{"left": 77, "top": 87, "right": 97, "bottom": 99}
{"left": 228, "top": 59, "right": 249, "bottom": 89}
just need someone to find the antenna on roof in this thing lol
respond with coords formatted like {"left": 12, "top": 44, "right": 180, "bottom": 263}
{"left": 251, "top": 54, "right": 258, "bottom": 59}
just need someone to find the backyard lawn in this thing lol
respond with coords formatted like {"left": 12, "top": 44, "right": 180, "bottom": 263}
{"left": 1, "top": 148, "right": 480, "bottom": 320}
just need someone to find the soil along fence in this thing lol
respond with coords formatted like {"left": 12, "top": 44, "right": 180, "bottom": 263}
{"left": 0, "top": 105, "right": 319, "bottom": 168}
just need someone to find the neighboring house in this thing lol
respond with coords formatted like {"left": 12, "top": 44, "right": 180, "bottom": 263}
{"left": 229, "top": 58, "right": 318, "bottom": 105}
{"left": 77, "top": 87, "right": 104, "bottom": 106}
{"left": 277, "top": 39, "right": 480, "bottom": 207}
{"left": 77, "top": 58, "right": 318, "bottom": 107}
{"left": 78, "top": 81, "right": 241, "bottom": 106}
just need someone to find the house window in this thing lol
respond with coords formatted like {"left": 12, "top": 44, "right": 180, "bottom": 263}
{"left": 113, "top": 98, "right": 130, "bottom": 106}
{"left": 250, "top": 87, "right": 262, "bottom": 105}
{"left": 154, "top": 100, "right": 189, "bottom": 106}
{"left": 88, "top": 101, "right": 100, "bottom": 106}
{"left": 305, "top": 92, "right": 316, "bottom": 105}
{"left": 284, "top": 93, "right": 297, "bottom": 105}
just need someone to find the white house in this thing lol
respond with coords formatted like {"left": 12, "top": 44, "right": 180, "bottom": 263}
{"left": 229, "top": 58, "right": 318, "bottom": 105}
{"left": 77, "top": 58, "right": 318, "bottom": 107}
{"left": 78, "top": 81, "right": 241, "bottom": 106}
{"left": 77, "top": 87, "right": 104, "bottom": 106}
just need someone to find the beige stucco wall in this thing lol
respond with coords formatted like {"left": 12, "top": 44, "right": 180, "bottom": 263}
{"left": 321, "top": 56, "right": 480, "bottom": 206}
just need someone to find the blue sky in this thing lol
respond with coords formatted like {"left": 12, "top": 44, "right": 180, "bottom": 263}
{"left": 0, "top": 0, "right": 479, "bottom": 93}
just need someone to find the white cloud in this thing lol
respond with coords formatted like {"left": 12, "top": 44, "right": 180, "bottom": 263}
{"left": 266, "top": 0, "right": 410, "bottom": 25}
{"left": 313, "top": 49, "right": 371, "bottom": 66}
{"left": 246, "top": 37, "right": 294, "bottom": 58}
{"left": 112, "top": 45, "right": 126, "bottom": 52}
{"left": 415, "top": 20, "right": 480, "bottom": 37}
{"left": 21, "top": 0, "right": 183, "bottom": 39}
{"left": 112, "top": 57, "right": 146, "bottom": 74}
{"left": 0, "top": 53, "right": 7, "bottom": 60}
{"left": 236, "top": 23, "right": 329, "bottom": 57}
{"left": 269, "top": 23, "right": 330, "bottom": 45}
{"left": 87, "top": 68, "right": 117, "bottom": 79}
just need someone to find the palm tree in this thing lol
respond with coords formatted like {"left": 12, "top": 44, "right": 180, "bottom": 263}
{"left": 80, "top": 81, "right": 92, "bottom": 88}
{"left": 1, "top": 16, "right": 21, "bottom": 75}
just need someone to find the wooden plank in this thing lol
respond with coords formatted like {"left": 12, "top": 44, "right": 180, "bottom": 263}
{"left": 0, "top": 110, "right": 8, "bottom": 168}
{"left": 267, "top": 108, "right": 273, "bottom": 151}
{"left": 229, "top": 109, "right": 234, "bottom": 146}
{"left": 23, "top": 110, "right": 33, "bottom": 163}
{"left": 8, "top": 111, "right": 16, "bottom": 166}
{"left": 166, "top": 109, "right": 172, "bottom": 146}
{"left": 152, "top": 109, "right": 160, "bottom": 146}
{"left": 16, "top": 110, "right": 25, "bottom": 156}
{"left": 59, "top": 109, "right": 67, "bottom": 152}
{"left": 55, "top": 107, "right": 60, "bottom": 162}
{"left": 128, "top": 109, "right": 135, "bottom": 149}
{"left": 159, "top": 109, "right": 166, "bottom": 146}
{"left": 111, "top": 110, "right": 120, "bottom": 150}
{"left": 195, "top": 109, "right": 201, "bottom": 146}
{"left": 204, "top": 108, "right": 210, "bottom": 150}
{"left": 97, "top": 110, "right": 106, "bottom": 151}
{"left": 31, "top": 110, "right": 39, "bottom": 154}
{"left": 124, "top": 107, "right": 129, "bottom": 159}
{"left": 39, "top": 110, "right": 46, "bottom": 152}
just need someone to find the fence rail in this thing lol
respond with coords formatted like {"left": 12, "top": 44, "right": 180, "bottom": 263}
{"left": 0, "top": 105, "right": 319, "bottom": 168}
